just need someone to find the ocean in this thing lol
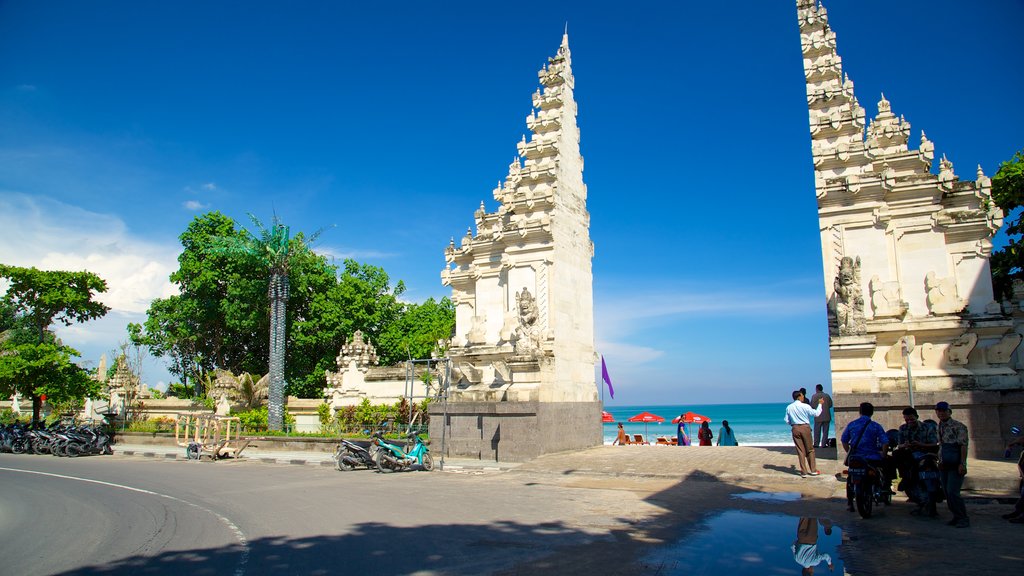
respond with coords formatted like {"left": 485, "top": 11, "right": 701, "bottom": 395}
{"left": 602, "top": 403, "right": 800, "bottom": 446}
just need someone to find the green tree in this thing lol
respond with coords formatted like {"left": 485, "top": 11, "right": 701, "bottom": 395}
{"left": 0, "top": 265, "right": 109, "bottom": 423}
{"left": 991, "top": 150, "right": 1024, "bottom": 300}
{"left": 376, "top": 297, "right": 455, "bottom": 365}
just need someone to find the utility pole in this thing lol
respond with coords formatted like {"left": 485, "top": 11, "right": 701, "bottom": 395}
{"left": 901, "top": 336, "right": 915, "bottom": 408}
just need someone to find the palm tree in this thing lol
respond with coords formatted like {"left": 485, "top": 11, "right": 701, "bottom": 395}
{"left": 210, "top": 214, "right": 325, "bottom": 431}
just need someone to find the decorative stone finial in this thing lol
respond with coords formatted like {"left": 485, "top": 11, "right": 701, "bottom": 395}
{"left": 878, "top": 93, "right": 890, "bottom": 113}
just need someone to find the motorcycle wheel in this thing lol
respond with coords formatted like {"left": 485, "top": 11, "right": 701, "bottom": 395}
{"left": 32, "top": 440, "right": 49, "bottom": 455}
{"left": 12, "top": 439, "right": 27, "bottom": 454}
{"left": 186, "top": 443, "right": 201, "bottom": 460}
{"left": 52, "top": 443, "right": 67, "bottom": 457}
{"left": 856, "top": 484, "right": 873, "bottom": 518}
{"left": 102, "top": 444, "right": 113, "bottom": 455}
{"left": 376, "top": 450, "right": 396, "bottom": 473}
{"left": 336, "top": 450, "right": 355, "bottom": 472}
{"left": 66, "top": 443, "right": 84, "bottom": 458}
{"left": 420, "top": 453, "right": 434, "bottom": 472}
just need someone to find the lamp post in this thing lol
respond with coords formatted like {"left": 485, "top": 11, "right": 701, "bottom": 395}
{"left": 901, "top": 336, "right": 915, "bottom": 408}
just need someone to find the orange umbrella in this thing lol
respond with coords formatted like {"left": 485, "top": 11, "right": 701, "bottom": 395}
{"left": 627, "top": 411, "right": 665, "bottom": 438}
{"left": 601, "top": 411, "right": 615, "bottom": 423}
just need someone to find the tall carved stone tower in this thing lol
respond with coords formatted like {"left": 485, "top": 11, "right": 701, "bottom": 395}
{"left": 432, "top": 34, "right": 601, "bottom": 461}
{"left": 797, "top": 0, "right": 1023, "bottom": 456}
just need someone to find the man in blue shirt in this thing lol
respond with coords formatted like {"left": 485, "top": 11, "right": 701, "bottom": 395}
{"left": 785, "top": 389, "right": 824, "bottom": 477}
{"left": 841, "top": 402, "right": 888, "bottom": 511}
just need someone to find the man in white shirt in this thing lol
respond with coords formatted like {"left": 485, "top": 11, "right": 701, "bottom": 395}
{"left": 785, "top": 389, "right": 824, "bottom": 477}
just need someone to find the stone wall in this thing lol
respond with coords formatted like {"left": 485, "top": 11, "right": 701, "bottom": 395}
{"left": 835, "top": 390, "right": 1024, "bottom": 460}
{"left": 429, "top": 401, "right": 602, "bottom": 462}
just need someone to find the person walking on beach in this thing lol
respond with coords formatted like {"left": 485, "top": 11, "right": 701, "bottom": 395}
{"left": 676, "top": 415, "right": 690, "bottom": 446}
{"left": 785, "top": 390, "right": 824, "bottom": 477}
{"left": 698, "top": 421, "right": 713, "bottom": 446}
{"left": 810, "top": 384, "right": 833, "bottom": 448}
{"left": 717, "top": 420, "right": 738, "bottom": 446}
{"left": 935, "top": 401, "right": 970, "bottom": 528}
{"left": 614, "top": 423, "right": 630, "bottom": 445}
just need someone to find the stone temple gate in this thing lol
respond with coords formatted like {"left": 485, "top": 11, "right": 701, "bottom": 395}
{"left": 429, "top": 33, "right": 602, "bottom": 462}
{"left": 798, "top": 0, "right": 1024, "bottom": 457}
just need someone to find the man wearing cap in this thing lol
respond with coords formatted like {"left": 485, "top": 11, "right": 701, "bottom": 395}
{"left": 785, "top": 389, "right": 825, "bottom": 477}
{"left": 935, "top": 401, "right": 970, "bottom": 528}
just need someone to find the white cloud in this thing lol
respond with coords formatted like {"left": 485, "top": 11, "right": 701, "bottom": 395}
{"left": 183, "top": 199, "right": 208, "bottom": 211}
{"left": 316, "top": 244, "right": 397, "bottom": 261}
{"left": 0, "top": 192, "right": 179, "bottom": 314}
{"left": 201, "top": 182, "right": 217, "bottom": 191}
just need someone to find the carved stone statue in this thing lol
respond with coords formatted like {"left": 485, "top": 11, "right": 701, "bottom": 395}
{"left": 833, "top": 256, "right": 867, "bottom": 336}
{"left": 983, "top": 333, "right": 1022, "bottom": 364}
{"left": 513, "top": 288, "right": 542, "bottom": 353}
{"left": 947, "top": 332, "right": 977, "bottom": 365}
{"left": 925, "top": 271, "right": 965, "bottom": 315}
{"left": 869, "top": 275, "right": 908, "bottom": 319}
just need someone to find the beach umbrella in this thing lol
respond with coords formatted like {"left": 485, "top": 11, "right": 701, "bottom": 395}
{"left": 601, "top": 411, "right": 615, "bottom": 423}
{"left": 627, "top": 411, "right": 665, "bottom": 439}
{"left": 672, "top": 411, "right": 712, "bottom": 425}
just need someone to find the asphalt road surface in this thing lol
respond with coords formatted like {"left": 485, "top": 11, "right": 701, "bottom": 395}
{"left": 0, "top": 454, "right": 662, "bottom": 575}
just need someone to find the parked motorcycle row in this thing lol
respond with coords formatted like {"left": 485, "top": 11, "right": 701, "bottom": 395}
{"left": 333, "top": 429, "right": 433, "bottom": 473}
{"left": 0, "top": 423, "right": 113, "bottom": 458}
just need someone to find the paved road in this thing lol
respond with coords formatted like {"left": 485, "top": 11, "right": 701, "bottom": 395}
{"left": 2, "top": 447, "right": 1021, "bottom": 575}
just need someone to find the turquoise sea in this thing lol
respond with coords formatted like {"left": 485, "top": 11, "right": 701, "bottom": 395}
{"left": 602, "top": 403, "right": 802, "bottom": 446}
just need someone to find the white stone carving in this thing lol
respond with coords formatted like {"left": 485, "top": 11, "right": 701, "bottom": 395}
{"left": 947, "top": 333, "right": 978, "bottom": 365}
{"left": 982, "top": 333, "right": 1023, "bottom": 364}
{"left": 925, "top": 272, "right": 966, "bottom": 315}
{"left": 870, "top": 275, "right": 908, "bottom": 319}
{"left": 833, "top": 256, "right": 867, "bottom": 336}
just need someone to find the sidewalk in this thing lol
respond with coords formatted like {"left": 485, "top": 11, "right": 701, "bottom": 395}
{"left": 112, "top": 440, "right": 1021, "bottom": 495}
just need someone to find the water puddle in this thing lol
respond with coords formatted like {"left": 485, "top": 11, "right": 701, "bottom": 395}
{"left": 641, "top": 511, "right": 844, "bottom": 575}
{"left": 731, "top": 491, "right": 802, "bottom": 503}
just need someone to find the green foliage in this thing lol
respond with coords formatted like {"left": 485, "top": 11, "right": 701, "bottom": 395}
{"left": 232, "top": 406, "right": 296, "bottom": 433}
{"left": 149, "top": 388, "right": 164, "bottom": 399}
{"left": 0, "top": 408, "right": 28, "bottom": 425}
{"left": 0, "top": 265, "right": 109, "bottom": 338}
{"left": 0, "top": 339, "right": 103, "bottom": 406}
{"left": 376, "top": 297, "right": 455, "bottom": 366}
{"left": 992, "top": 150, "right": 1024, "bottom": 300}
{"left": 317, "top": 402, "right": 335, "bottom": 434}
{"left": 0, "top": 265, "right": 109, "bottom": 422}
{"left": 132, "top": 212, "right": 433, "bottom": 402}
{"left": 165, "top": 382, "right": 195, "bottom": 399}
{"left": 125, "top": 417, "right": 176, "bottom": 433}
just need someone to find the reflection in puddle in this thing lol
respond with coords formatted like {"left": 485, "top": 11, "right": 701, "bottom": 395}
{"left": 731, "top": 491, "right": 803, "bottom": 502}
{"left": 641, "top": 511, "right": 844, "bottom": 575}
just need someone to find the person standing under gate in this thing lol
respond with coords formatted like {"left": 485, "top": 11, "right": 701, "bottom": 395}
{"left": 785, "top": 389, "right": 824, "bottom": 477}
{"left": 810, "top": 384, "right": 833, "bottom": 448}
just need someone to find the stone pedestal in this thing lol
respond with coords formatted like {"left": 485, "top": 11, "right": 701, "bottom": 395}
{"left": 429, "top": 401, "right": 602, "bottom": 462}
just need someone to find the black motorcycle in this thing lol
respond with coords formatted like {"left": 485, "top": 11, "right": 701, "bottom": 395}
{"left": 848, "top": 456, "right": 891, "bottom": 518}
{"left": 334, "top": 438, "right": 376, "bottom": 471}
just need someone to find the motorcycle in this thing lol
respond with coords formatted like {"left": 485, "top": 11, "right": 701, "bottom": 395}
{"left": 848, "top": 456, "right": 891, "bottom": 518}
{"left": 373, "top": 430, "right": 433, "bottom": 473}
{"left": 334, "top": 437, "right": 376, "bottom": 471}
{"left": 905, "top": 450, "right": 943, "bottom": 515}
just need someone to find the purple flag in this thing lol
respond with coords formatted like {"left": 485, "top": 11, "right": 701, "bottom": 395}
{"left": 601, "top": 355, "right": 615, "bottom": 399}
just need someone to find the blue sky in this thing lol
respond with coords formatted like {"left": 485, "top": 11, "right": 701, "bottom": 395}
{"left": 1, "top": 1, "right": 1022, "bottom": 405}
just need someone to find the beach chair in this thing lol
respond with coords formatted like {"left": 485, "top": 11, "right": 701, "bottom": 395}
{"left": 655, "top": 436, "right": 670, "bottom": 445}
{"left": 670, "top": 437, "right": 678, "bottom": 445}
{"left": 632, "top": 434, "right": 648, "bottom": 445}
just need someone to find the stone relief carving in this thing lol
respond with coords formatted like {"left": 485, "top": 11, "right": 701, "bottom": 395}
{"left": 981, "top": 333, "right": 1023, "bottom": 364}
{"left": 467, "top": 315, "right": 487, "bottom": 345}
{"left": 870, "top": 275, "right": 908, "bottom": 319}
{"left": 925, "top": 272, "right": 966, "bottom": 315}
{"left": 833, "top": 256, "right": 867, "bottom": 336}
{"left": 512, "top": 287, "right": 542, "bottom": 354}
{"left": 947, "top": 332, "right": 978, "bottom": 365}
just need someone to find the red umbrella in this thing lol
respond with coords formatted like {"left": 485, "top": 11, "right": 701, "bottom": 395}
{"left": 671, "top": 411, "right": 712, "bottom": 425}
{"left": 627, "top": 411, "right": 665, "bottom": 440}
{"left": 601, "top": 411, "right": 615, "bottom": 423}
